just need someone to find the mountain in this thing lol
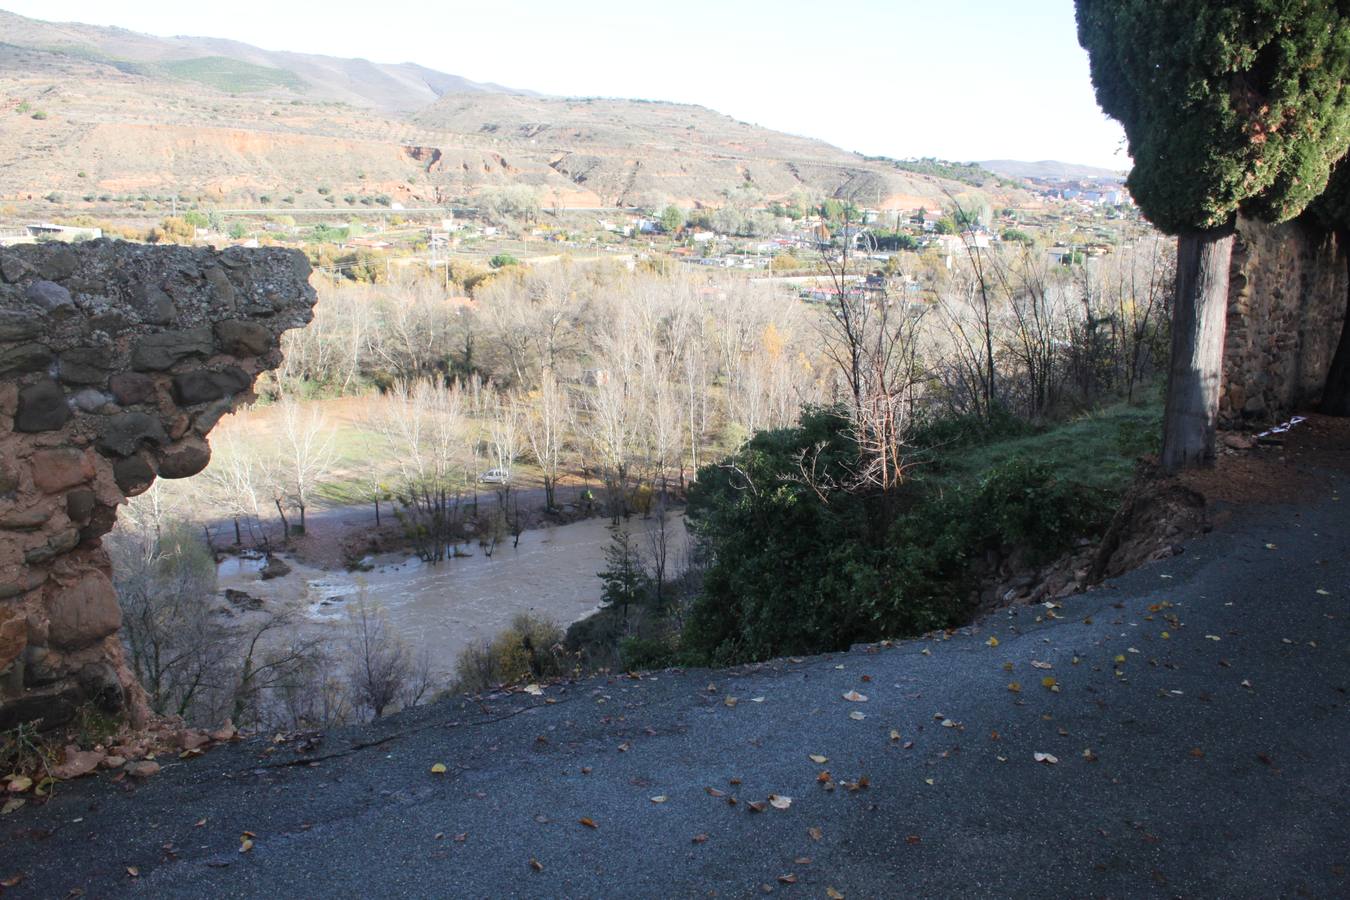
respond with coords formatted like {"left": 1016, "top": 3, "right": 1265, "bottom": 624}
{"left": 0, "top": 9, "right": 1017, "bottom": 211}
{"left": 0, "top": 8, "right": 526, "bottom": 111}
{"left": 977, "top": 159, "right": 1127, "bottom": 182}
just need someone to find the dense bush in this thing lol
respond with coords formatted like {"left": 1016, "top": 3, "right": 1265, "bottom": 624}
{"left": 681, "top": 407, "right": 1120, "bottom": 666}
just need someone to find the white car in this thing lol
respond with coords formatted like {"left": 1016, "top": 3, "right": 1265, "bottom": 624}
{"left": 478, "top": 468, "right": 511, "bottom": 484}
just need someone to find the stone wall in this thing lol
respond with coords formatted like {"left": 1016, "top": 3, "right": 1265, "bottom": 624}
{"left": 0, "top": 240, "right": 314, "bottom": 731}
{"left": 1222, "top": 216, "right": 1348, "bottom": 425}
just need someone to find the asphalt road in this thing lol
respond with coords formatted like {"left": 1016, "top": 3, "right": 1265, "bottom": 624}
{"left": 3, "top": 473, "right": 1347, "bottom": 898}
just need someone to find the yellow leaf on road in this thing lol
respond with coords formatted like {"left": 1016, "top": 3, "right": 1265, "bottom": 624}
{"left": 430, "top": 763, "right": 447, "bottom": 774}
{"left": 842, "top": 690, "right": 868, "bottom": 702}
{"left": 809, "top": 754, "right": 828, "bottom": 764}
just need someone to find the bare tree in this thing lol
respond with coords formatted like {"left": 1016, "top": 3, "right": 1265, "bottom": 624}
{"left": 522, "top": 369, "right": 573, "bottom": 511}
{"left": 345, "top": 597, "right": 413, "bottom": 719}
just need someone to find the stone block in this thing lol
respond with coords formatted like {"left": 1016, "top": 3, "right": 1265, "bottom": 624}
{"left": 214, "top": 319, "right": 272, "bottom": 356}
{"left": 15, "top": 378, "right": 69, "bottom": 432}
{"left": 108, "top": 372, "right": 157, "bottom": 406}
{"left": 46, "top": 570, "right": 121, "bottom": 651}
{"left": 130, "top": 326, "right": 213, "bottom": 371}
{"left": 31, "top": 448, "right": 93, "bottom": 493}
{"left": 96, "top": 411, "right": 168, "bottom": 457}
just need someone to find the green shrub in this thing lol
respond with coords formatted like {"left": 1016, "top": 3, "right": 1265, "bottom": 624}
{"left": 452, "top": 613, "right": 565, "bottom": 694}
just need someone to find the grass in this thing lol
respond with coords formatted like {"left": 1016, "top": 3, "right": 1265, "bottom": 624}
{"left": 161, "top": 57, "right": 306, "bottom": 94}
{"left": 923, "top": 400, "right": 1162, "bottom": 495}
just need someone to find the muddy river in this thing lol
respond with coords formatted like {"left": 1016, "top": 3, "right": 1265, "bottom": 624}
{"left": 216, "top": 513, "right": 688, "bottom": 677}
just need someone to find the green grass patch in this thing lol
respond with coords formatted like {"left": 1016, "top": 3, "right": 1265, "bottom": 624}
{"left": 161, "top": 57, "right": 305, "bottom": 94}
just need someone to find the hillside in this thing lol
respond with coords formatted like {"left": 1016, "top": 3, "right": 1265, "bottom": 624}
{"left": 978, "top": 159, "right": 1127, "bottom": 182}
{"left": 0, "top": 9, "right": 1006, "bottom": 211}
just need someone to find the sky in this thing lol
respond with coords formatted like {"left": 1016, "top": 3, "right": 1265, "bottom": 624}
{"left": 0, "top": 0, "right": 1129, "bottom": 170}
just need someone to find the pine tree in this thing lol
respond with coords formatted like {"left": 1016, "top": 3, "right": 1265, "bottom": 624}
{"left": 1076, "top": 1, "right": 1350, "bottom": 470}
{"left": 598, "top": 525, "right": 648, "bottom": 623}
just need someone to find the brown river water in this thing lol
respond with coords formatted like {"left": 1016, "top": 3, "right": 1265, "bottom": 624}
{"left": 216, "top": 513, "right": 688, "bottom": 677}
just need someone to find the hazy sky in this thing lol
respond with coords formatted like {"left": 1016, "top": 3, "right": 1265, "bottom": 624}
{"left": 1, "top": 0, "right": 1129, "bottom": 169}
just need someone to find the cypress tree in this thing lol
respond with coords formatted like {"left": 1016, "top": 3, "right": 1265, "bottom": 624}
{"left": 1076, "top": 1, "right": 1350, "bottom": 470}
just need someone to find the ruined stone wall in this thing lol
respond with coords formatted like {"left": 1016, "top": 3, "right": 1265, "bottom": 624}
{"left": 1222, "top": 216, "right": 1348, "bottom": 425}
{"left": 0, "top": 240, "right": 314, "bottom": 730}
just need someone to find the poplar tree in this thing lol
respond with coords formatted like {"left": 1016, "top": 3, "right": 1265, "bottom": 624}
{"left": 1076, "top": 1, "right": 1350, "bottom": 470}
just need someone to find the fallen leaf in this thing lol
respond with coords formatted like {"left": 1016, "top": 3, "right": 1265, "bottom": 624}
{"left": 195, "top": 818, "right": 207, "bottom": 828}
{"left": 1082, "top": 749, "right": 1099, "bottom": 762}
{"left": 986, "top": 636, "right": 999, "bottom": 647}
{"left": 706, "top": 787, "right": 725, "bottom": 797}
{"left": 1034, "top": 752, "right": 1058, "bottom": 765}
{"left": 827, "top": 888, "right": 845, "bottom": 899}
{"left": 842, "top": 690, "right": 868, "bottom": 702}
{"left": 924, "top": 778, "right": 934, "bottom": 785}
{"left": 747, "top": 800, "right": 768, "bottom": 812}
{"left": 816, "top": 771, "right": 831, "bottom": 783}
{"left": 5, "top": 776, "right": 32, "bottom": 793}
{"left": 1114, "top": 654, "right": 1127, "bottom": 664}
{"left": 578, "top": 817, "right": 598, "bottom": 829}
{"left": 523, "top": 684, "right": 544, "bottom": 696}
{"left": 809, "top": 754, "right": 829, "bottom": 764}
{"left": 126, "top": 867, "right": 139, "bottom": 878}
{"left": 769, "top": 794, "right": 792, "bottom": 810}
{"left": 940, "top": 719, "right": 956, "bottom": 728}
{"left": 905, "top": 834, "right": 921, "bottom": 845}
{"left": 1007, "top": 682, "right": 1022, "bottom": 693}
{"left": 1, "top": 798, "right": 25, "bottom": 815}
{"left": 889, "top": 729, "right": 902, "bottom": 741}
{"left": 808, "top": 826, "right": 823, "bottom": 840}
{"left": 617, "top": 743, "right": 630, "bottom": 752}
{"left": 1041, "top": 676, "right": 1058, "bottom": 690}
{"left": 848, "top": 711, "right": 866, "bottom": 721}
{"left": 1031, "top": 660, "right": 1052, "bottom": 670}
{"left": 530, "top": 858, "right": 544, "bottom": 872}
{"left": 239, "top": 838, "right": 254, "bottom": 853}
{"left": 795, "top": 856, "right": 812, "bottom": 865}
{"left": 650, "top": 795, "right": 668, "bottom": 804}
{"left": 692, "top": 833, "right": 709, "bottom": 844}
{"left": 1161, "top": 631, "right": 1170, "bottom": 639}
{"left": 724, "top": 697, "right": 738, "bottom": 708}
{"left": 0, "top": 874, "right": 23, "bottom": 888}
{"left": 1316, "top": 589, "right": 1330, "bottom": 596}
{"left": 777, "top": 874, "right": 798, "bottom": 884}
{"left": 1189, "top": 747, "right": 1205, "bottom": 759}
{"left": 430, "top": 763, "right": 447, "bottom": 774}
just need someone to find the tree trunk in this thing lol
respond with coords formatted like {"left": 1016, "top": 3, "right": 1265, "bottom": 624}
{"left": 1161, "top": 228, "right": 1234, "bottom": 473}
{"left": 1319, "top": 239, "right": 1350, "bottom": 416}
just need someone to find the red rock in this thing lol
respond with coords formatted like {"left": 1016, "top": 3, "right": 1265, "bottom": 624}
{"left": 30, "top": 449, "right": 93, "bottom": 493}
{"left": 209, "top": 720, "right": 237, "bottom": 743}
{"left": 53, "top": 745, "right": 105, "bottom": 779}
{"left": 124, "top": 761, "right": 160, "bottom": 779}
{"left": 101, "top": 755, "right": 126, "bottom": 769}
{"left": 45, "top": 570, "right": 122, "bottom": 650}
{"left": 178, "top": 730, "right": 209, "bottom": 751}
{"left": 0, "top": 613, "right": 26, "bottom": 672}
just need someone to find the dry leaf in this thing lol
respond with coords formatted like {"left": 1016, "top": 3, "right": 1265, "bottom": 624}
{"left": 905, "top": 834, "right": 921, "bottom": 845}
{"left": 848, "top": 711, "right": 866, "bottom": 721}
{"left": 1041, "top": 676, "right": 1058, "bottom": 690}
{"left": 747, "top": 800, "right": 768, "bottom": 812}
{"left": 985, "top": 636, "right": 999, "bottom": 647}
{"left": 530, "top": 858, "right": 544, "bottom": 872}
{"left": 706, "top": 787, "right": 725, "bottom": 797}
{"left": 239, "top": 838, "right": 254, "bottom": 853}
{"left": 523, "top": 684, "right": 544, "bottom": 696}
{"left": 0, "top": 874, "right": 23, "bottom": 888}
{"left": 724, "top": 697, "right": 738, "bottom": 708}
{"left": 5, "top": 776, "right": 32, "bottom": 794}
{"left": 769, "top": 794, "right": 792, "bottom": 810}
{"left": 842, "top": 690, "right": 868, "bottom": 702}
{"left": 940, "top": 718, "right": 956, "bottom": 728}
{"left": 195, "top": 818, "right": 207, "bottom": 828}
{"left": 692, "top": 833, "right": 709, "bottom": 844}
{"left": 650, "top": 795, "right": 668, "bottom": 804}
{"left": 777, "top": 874, "right": 798, "bottom": 884}
{"left": 430, "top": 763, "right": 447, "bottom": 774}
{"left": 827, "top": 888, "right": 845, "bottom": 899}
{"left": 2, "top": 797, "right": 28, "bottom": 815}
{"left": 889, "top": 729, "right": 901, "bottom": 741}
{"left": 1031, "top": 660, "right": 1052, "bottom": 670}
{"left": 1007, "top": 682, "right": 1022, "bottom": 693}
{"left": 578, "top": 817, "right": 598, "bottom": 829}
{"left": 617, "top": 743, "right": 630, "bottom": 752}
{"left": 817, "top": 771, "right": 831, "bottom": 783}
{"left": 1033, "top": 752, "right": 1058, "bottom": 765}
{"left": 809, "top": 754, "right": 829, "bottom": 764}
{"left": 126, "top": 867, "right": 139, "bottom": 878}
